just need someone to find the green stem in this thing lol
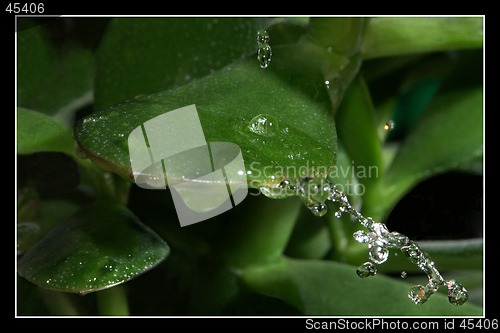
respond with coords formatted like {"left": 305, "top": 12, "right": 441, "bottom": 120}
{"left": 40, "top": 289, "right": 80, "bottom": 316}
{"left": 78, "top": 159, "right": 131, "bottom": 206}
{"left": 326, "top": 203, "right": 350, "bottom": 261}
{"left": 97, "top": 285, "right": 130, "bottom": 316}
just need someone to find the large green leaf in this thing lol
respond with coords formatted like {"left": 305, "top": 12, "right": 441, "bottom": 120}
{"left": 95, "top": 18, "right": 270, "bottom": 110}
{"left": 75, "top": 53, "right": 337, "bottom": 187}
{"left": 336, "top": 76, "right": 383, "bottom": 186}
{"left": 382, "top": 88, "right": 483, "bottom": 213}
{"left": 17, "top": 21, "right": 94, "bottom": 123}
{"left": 17, "top": 108, "right": 74, "bottom": 156}
{"left": 363, "top": 17, "right": 483, "bottom": 59}
{"left": 18, "top": 203, "right": 169, "bottom": 294}
{"left": 243, "top": 257, "right": 482, "bottom": 316}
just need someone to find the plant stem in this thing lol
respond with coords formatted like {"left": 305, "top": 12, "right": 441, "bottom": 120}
{"left": 97, "top": 285, "right": 130, "bottom": 316}
{"left": 40, "top": 289, "right": 80, "bottom": 316}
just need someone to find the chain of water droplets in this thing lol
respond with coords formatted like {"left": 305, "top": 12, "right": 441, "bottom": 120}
{"left": 264, "top": 177, "right": 469, "bottom": 306}
{"left": 257, "top": 31, "right": 272, "bottom": 69}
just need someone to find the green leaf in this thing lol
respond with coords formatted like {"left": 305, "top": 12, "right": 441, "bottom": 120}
{"left": 18, "top": 202, "right": 169, "bottom": 294}
{"left": 17, "top": 22, "right": 94, "bottom": 123}
{"left": 243, "top": 257, "right": 482, "bottom": 315}
{"left": 307, "top": 18, "right": 366, "bottom": 56}
{"left": 75, "top": 54, "right": 337, "bottom": 187}
{"left": 95, "top": 18, "right": 269, "bottom": 110}
{"left": 383, "top": 88, "right": 483, "bottom": 213}
{"left": 363, "top": 17, "right": 483, "bottom": 59}
{"left": 305, "top": 18, "right": 366, "bottom": 112}
{"left": 336, "top": 76, "right": 383, "bottom": 184}
{"left": 17, "top": 108, "right": 74, "bottom": 156}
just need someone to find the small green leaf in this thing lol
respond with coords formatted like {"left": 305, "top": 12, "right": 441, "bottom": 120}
{"left": 18, "top": 203, "right": 169, "bottom": 294}
{"left": 17, "top": 108, "right": 74, "bottom": 156}
{"left": 243, "top": 257, "right": 482, "bottom": 315}
{"left": 17, "top": 22, "right": 94, "bottom": 123}
{"left": 75, "top": 55, "right": 337, "bottom": 187}
{"left": 363, "top": 17, "right": 483, "bottom": 59}
{"left": 95, "top": 18, "right": 270, "bottom": 110}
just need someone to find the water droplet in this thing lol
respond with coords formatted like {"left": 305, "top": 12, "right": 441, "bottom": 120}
{"left": 388, "top": 232, "right": 409, "bottom": 247}
{"left": 401, "top": 271, "right": 407, "bottom": 279}
{"left": 249, "top": 114, "right": 279, "bottom": 136}
{"left": 259, "top": 186, "right": 290, "bottom": 199}
{"left": 369, "top": 245, "right": 389, "bottom": 264}
{"left": 361, "top": 217, "right": 374, "bottom": 229}
{"left": 258, "top": 45, "right": 272, "bottom": 69}
{"left": 356, "top": 262, "right": 377, "bottom": 278}
{"left": 257, "top": 30, "right": 270, "bottom": 44}
{"left": 299, "top": 177, "right": 332, "bottom": 203}
{"left": 384, "top": 120, "right": 395, "bottom": 131}
{"left": 259, "top": 178, "right": 299, "bottom": 199}
{"left": 353, "top": 230, "right": 369, "bottom": 243}
{"left": 290, "top": 177, "right": 468, "bottom": 306}
{"left": 257, "top": 31, "right": 272, "bottom": 69}
{"left": 325, "top": 80, "right": 330, "bottom": 89}
{"left": 446, "top": 280, "right": 469, "bottom": 306}
{"left": 408, "top": 284, "right": 428, "bottom": 305}
{"left": 310, "top": 203, "right": 327, "bottom": 217}
{"left": 372, "top": 222, "right": 390, "bottom": 238}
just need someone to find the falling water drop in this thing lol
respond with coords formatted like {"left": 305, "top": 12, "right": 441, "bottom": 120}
{"left": 401, "top": 271, "right": 408, "bottom": 279}
{"left": 356, "top": 262, "right": 377, "bottom": 278}
{"left": 369, "top": 245, "right": 390, "bottom": 264}
{"left": 408, "top": 284, "right": 428, "bottom": 305}
{"left": 258, "top": 45, "right": 272, "bottom": 69}
{"left": 277, "top": 177, "right": 468, "bottom": 306}
{"left": 257, "top": 30, "right": 270, "bottom": 44}
{"left": 353, "top": 230, "right": 369, "bottom": 243}
{"left": 446, "top": 280, "right": 469, "bottom": 306}
{"left": 257, "top": 31, "right": 272, "bottom": 69}
{"left": 325, "top": 80, "right": 330, "bottom": 89}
